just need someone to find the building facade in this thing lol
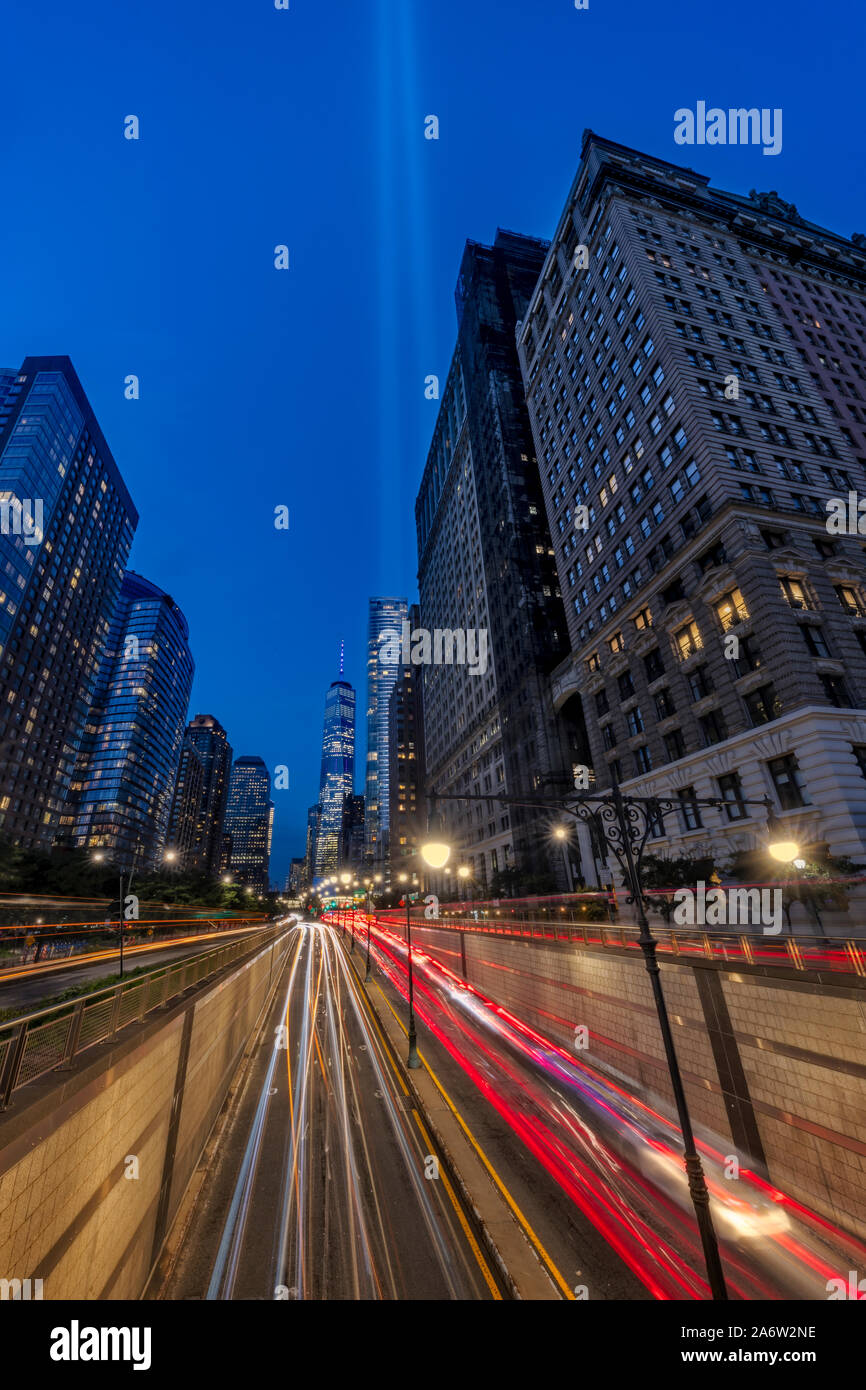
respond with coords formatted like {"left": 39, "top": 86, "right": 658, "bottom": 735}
{"left": 314, "top": 678, "right": 355, "bottom": 880}
{"left": 222, "top": 755, "right": 272, "bottom": 892}
{"left": 341, "top": 792, "right": 366, "bottom": 873}
{"left": 68, "top": 571, "right": 194, "bottom": 868}
{"left": 415, "top": 232, "right": 590, "bottom": 895}
{"left": 387, "top": 650, "right": 424, "bottom": 876}
{"left": 167, "top": 737, "right": 205, "bottom": 868}
{"left": 364, "top": 597, "right": 408, "bottom": 864}
{"left": 182, "top": 714, "right": 233, "bottom": 875}
{"left": 0, "top": 357, "right": 138, "bottom": 849}
{"left": 517, "top": 131, "right": 866, "bottom": 869}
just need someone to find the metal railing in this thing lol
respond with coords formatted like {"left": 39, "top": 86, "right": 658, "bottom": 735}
{"left": 0, "top": 921, "right": 290, "bottom": 1110}
{"left": 367, "top": 910, "right": 866, "bottom": 980}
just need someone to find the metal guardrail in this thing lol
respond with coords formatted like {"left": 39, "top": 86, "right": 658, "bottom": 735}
{"left": 368, "top": 910, "right": 866, "bottom": 980}
{"left": 0, "top": 921, "right": 289, "bottom": 1111}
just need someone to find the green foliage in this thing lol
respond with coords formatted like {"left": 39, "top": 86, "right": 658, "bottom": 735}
{"left": 640, "top": 853, "right": 717, "bottom": 921}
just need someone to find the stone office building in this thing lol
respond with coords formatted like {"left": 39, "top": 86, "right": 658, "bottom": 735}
{"left": 517, "top": 131, "right": 866, "bottom": 870}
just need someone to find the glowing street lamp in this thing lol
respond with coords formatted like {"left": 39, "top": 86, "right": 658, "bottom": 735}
{"left": 766, "top": 811, "right": 800, "bottom": 864}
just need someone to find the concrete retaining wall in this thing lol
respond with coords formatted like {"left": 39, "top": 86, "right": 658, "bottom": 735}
{"left": 398, "top": 920, "right": 866, "bottom": 1242}
{"left": 0, "top": 930, "right": 291, "bottom": 1299}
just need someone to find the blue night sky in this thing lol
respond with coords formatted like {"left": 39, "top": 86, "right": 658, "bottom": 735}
{"left": 0, "top": 0, "right": 860, "bottom": 883}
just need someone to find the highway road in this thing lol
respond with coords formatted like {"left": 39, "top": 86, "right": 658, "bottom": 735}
{"left": 160, "top": 919, "right": 505, "bottom": 1300}
{"left": 0, "top": 926, "right": 266, "bottom": 1012}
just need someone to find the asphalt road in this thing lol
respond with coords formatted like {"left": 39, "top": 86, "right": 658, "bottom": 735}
{"left": 161, "top": 919, "right": 504, "bottom": 1301}
{"left": 0, "top": 927, "right": 265, "bottom": 1011}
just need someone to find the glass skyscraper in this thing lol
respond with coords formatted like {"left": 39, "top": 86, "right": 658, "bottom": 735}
{"left": 68, "top": 571, "right": 194, "bottom": 868}
{"left": 0, "top": 357, "right": 138, "bottom": 849}
{"left": 177, "top": 713, "right": 233, "bottom": 874}
{"left": 223, "top": 755, "right": 272, "bottom": 892}
{"left": 314, "top": 678, "right": 355, "bottom": 879}
{"left": 364, "top": 596, "right": 408, "bottom": 864}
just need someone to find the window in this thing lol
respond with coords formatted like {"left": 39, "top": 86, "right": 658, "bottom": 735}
{"left": 602, "top": 723, "right": 616, "bottom": 751}
{"left": 676, "top": 620, "right": 703, "bottom": 659}
{"left": 679, "top": 787, "right": 702, "bottom": 830}
{"left": 780, "top": 576, "right": 811, "bottom": 611}
{"left": 618, "top": 670, "right": 635, "bottom": 700}
{"left": 715, "top": 588, "right": 748, "bottom": 630}
{"left": 744, "top": 684, "right": 781, "bottom": 726}
{"left": 587, "top": 652, "right": 601, "bottom": 673}
{"left": 643, "top": 648, "right": 665, "bottom": 682}
{"left": 800, "top": 624, "right": 831, "bottom": 658}
{"left": 718, "top": 772, "right": 747, "bottom": 820}
{"left": 595, "top": 689, "right": 610, "bottom": 716}
{"left": 835, "top": 584, "right": 863, "bottom": 617}
{"left": 688, "top": 665, "right": 713, "bottom": 700}
{"left": 627, "top": 707, "right": 644, "bottom": 736}
{"left": 767, "top": 754, "right": 809, "bottom": 810}
{"left": 655, "top": 688, "right": 675, "bottom": 719}
{"left": 700, "top": 709, "right": 728, "bottom": 745}
{"left": 634, "top": 745, "right": 652, "bottom": 774}
{"left": 732, "top": 634, "right": 763, "bottom": 675}
{"left": 852, "top": 745, "right": 866, "bottom": 781}
{"left": 634, "top": 606, "right": 653, "bottom": 631}
{"left": 664, "top": 728, "right": 686, "bottom": 760}
{"left": 609, "top": 631, "right": 625, "bottom": 654}
{"left": 820, "top": 673, "right": 851, "bottom": 707}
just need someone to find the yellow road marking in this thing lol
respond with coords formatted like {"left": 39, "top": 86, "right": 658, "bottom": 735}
{"left": 411, "top": 1108, "right": 501, "bottom": 1299}
{"left": 373, "top": 981, "right": 574, "bottom": 1301}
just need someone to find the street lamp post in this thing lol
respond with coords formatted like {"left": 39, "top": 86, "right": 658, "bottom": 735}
{"left": 398, "top": 873, "right": 421, "bottom": 1068}
{"left": 428, "top": 783, "right": 800, "bottom": 1303}
{"left": 364, "top": 879, "right": 374, "bottom": 982}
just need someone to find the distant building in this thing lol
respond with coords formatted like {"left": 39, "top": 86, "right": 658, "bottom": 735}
{"left": 182, "top": 715, "right": 233, "bottom": 874}
{"left": 314, "top": 677, "right": 356, "bottom": 879}
{"left": 167, "top": 739, "right": 205, "bottom": 868}
{"left": 288, "top": 857, "right": 306, "bottom": 895}
{"left": 341, "top": 792, "right": 366, "bottom": 871}
{"left": 68, "top": 571, "right": 194, "bottom": 869}
{"left": 415, "top": 234, "right": 589, "bottom": 895}
{"left": 0, "top": 356, "right": 138, "bottom": 849}
{"left": 223, "top": 756, "right": 272, "bottom": 893}
{"left": 304, "top": 803, "right": 319, "bottom": 884}
{"left": 364, "top": 597, "right": 408, "bottom": 865}
{"left": 387, "top": 620, "right": 424, "bottom": 877}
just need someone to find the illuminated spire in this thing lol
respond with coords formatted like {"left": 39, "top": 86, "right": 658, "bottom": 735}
{"left": 339, "top": 639, "right": 344, "bottom": 677}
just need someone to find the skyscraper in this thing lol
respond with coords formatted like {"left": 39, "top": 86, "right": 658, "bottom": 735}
{"left": 341, "top": 792, "right": 366, "bottom": 872}
{"left": 304, "top": 803, "right": 320, "bottom": 885}
{"left": 415, "top": 233, "right": 590, "bottom": 893}
{"left": 387, "top": 646, "right": 424, "bottom": 876}
{"left": 167, "top": 737, "right": 206, "bottom": 868}
{"left": 68, "top": 571, "right": 194, "bottom": 868}
{"left": 314, "top": 675, "right": 355, "bottom": 879}
{"left": 365, "top": 597, "right": 408, "bottom": 864}
{"left": 182, "top": 714, "right": 233, "bottom": 874}
{"left": 0, "top": 356, "right": 138, "bottom": 848}
{"left": 517, "top": 130, "right": 866, "bottom": 865}
{"left": 222, "top": 755, "right": 272, "bottom": 893}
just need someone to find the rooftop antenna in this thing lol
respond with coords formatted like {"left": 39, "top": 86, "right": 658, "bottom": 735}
{"left": 339, "top": 639, "right": 344, "bottom": 677}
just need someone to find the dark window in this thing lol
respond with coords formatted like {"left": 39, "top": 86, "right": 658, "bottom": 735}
{"left": 688, "top": 665, "right": 713, "bottom": 701}
{"left": 700, "top": 709, "right": 728, "bottom": 745}
{"left": 732, "top": 634, "right": 762, "bottom": 675}
{"left": 627, "top": 707, "right": 644, "bottom": 736}
{"left": 643, "top": 648, "right": 665, "bottom": 682}
{"left": 679, "top": 787, "right": 702, "bottom": 830}
{"left": 767, "top": 754, "right": 809, "bottom": 810}
{"left": 661, "top": 578, "right": 685, "bottom": 605}
{"left": 852, "top": 745, "right": 866, "bottom": 781}
{"left": 618, "top": 671, "right": 635, "bottom": 700}
{"left": 820, "top": 673, "right": 851, "bottom": 707}
{"left": 744, "top": 684, "right": 781, "bottom": 726}
{"left": 655, "top": 688, "right": 676, "bottom": 719}
{"left": 718, "top": 772, "right": 747, "bottom": 821}
{"left": 595, "top": 689, "right": 610, "bottom": 716}
{"left": 602, "top": 723, "right": 616, "bottom": 750}
{"left": 634, "top": 745, "right": 652, "bottom": 774}
{"left": 800, "top": 624, "right": 831, "bottom": 658}
{"left": 664, "top": 728, "right": 686, "bottom": 760}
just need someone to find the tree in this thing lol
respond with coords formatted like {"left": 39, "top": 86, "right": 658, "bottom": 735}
{"left": 724, "top": 847, "right": 858, "bottom": 934}
{"left": 640, "top": 853, "right": 717, "bottom": 923}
